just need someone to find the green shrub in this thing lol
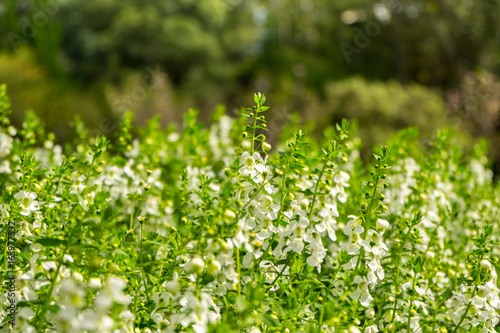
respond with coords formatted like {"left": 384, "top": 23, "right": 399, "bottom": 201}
{"left": 320, "top": 77, "right": 466, "bottom": 149}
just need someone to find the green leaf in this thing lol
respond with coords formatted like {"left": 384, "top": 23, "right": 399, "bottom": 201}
{"left": 290, "top": 163, "right": 305, "bottom": 170}
{"left": 112, "top": 249, "right": 129, "bottom": 257}
{"left": 33, "top": 169, "right": 49, "bottom": 176}
{"left": 34, "top": 237, "right": 67, "bottom": 247}
{"left": 262, "top": 314, "right": 281, "bottom": 328}
{"left": 414, "top": 256, "right": 423, "bottom": 273}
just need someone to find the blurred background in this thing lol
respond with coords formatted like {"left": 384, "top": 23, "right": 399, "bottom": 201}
{"left": 1, "top": 0, "right": 499, "bottom": 174}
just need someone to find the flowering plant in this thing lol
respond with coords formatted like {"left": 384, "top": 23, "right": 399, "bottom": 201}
{"left": 0, "top": 85, "right": 499, "bottom": 332}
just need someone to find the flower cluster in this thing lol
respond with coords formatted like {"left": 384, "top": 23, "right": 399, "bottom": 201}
{"left": 0, "top": 86, "right": 499, "bottom": 332}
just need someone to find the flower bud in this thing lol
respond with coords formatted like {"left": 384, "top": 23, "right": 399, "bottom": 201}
{"left": 33, "top": 183, "right": 42, "bottom": 193}
{"left": 348, "top": 326, "right": 361, "bottom": 333}
{"left": 263, "top": 142, "right": 272, "bottom": 152}
{"left": 7, "top": 185, "right": 16, "bottom": 195}
{"left": 385, "top": 323, "right": 396, "bottom": 333}
{"left": 300, "top": 199, "right": 309, "bottom": 210}
{"left": 88, "top": 278, "right": 102, "bottom": 289}
{"left": 185, "top": 257, "right": 205, "bottom": 275}
{"left": 206, "top": 258, "right": 221, "bottom": 275}
{"left": 480, "top": 259, "right": 491, "bottom": 272}
{"left": 365, "top": 308, "right": 375, "bottom": 319}
{"left": 376, "top": 219, "right": 389, "bottom": 231}
{"left": 165, "top": 279, "right": 180, "bottom": 295}
{"left": 224, "top": 209, "right": 236, "bottom": 220}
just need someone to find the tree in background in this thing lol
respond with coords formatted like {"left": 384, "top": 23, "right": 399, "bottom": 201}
{"left": 0, "top": 0, "right": 499, "bottom": 173}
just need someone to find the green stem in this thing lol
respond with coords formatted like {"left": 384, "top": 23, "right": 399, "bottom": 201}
{"left": 236, "top": 247, "right": 241, "bottom": 296}
{"left": 36, "top": 216, "right": 84, "bottom": 330}
{"left": 363, "top": 168, "right": 382, "bottom": 238}
{"left": 229, "top": 176, "right": 276, "bottom": 229}
{"left": 84, "top": 155, "right": 96, "bottom": 185}
{"left": 308, "top": 158, "right": 330, "bottom": 222}
{"left": 129, "top": 201, "right": 135, "bottom": 230}
{"left": 354, "top": 167, "right": 382, "bottom": 276}
{"left": 140, "top": 221, "right": 150, "bottom": 303}
{"left": 270, "top": 256, "right": 291, "bottom": 286}
{"left": 407, "top": 277, "right": 416, "bottom": 332}
{"left": 452, "top": 252, "right": 483, "bottom": 333}
{"left": 319, "top": 292, "right": 326, "bottom": 325}
{"left": 250, "top": 109, "right": 259, "bottom": 155}
{"left": 451, "top": 291, "right": 475, "bottom": 333}
{"left": 36, "top": 253, "right": 64, "bottom": 329}
{"left": 391, "top": 228, "right": 412, "bottom": 323}
{"left": 275, "top": 162, "right": 290, "bottom": 224}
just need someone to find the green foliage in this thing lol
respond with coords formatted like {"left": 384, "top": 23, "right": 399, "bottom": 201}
{"left": 319, "top": 76, "right": 473, "bottom": 155}
{"left": 0, "top": 87, "right": 499, "bottom": 332}
{"left": 0, "top": 48, "right": 111, "bottom": 137}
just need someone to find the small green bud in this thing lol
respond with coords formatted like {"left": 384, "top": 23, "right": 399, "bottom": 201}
{"left": 7, "top": 185, "right": 17, "bottom": 195}
{"left": 385, "top": 323, "right": 396, "bottom": 333}
{"left": 224, "top": 209, "right": 236, "bottom": 220}
{"left": 206, "top": 258, "right": 221, "bottom": 275}
{"left": 185, "top": 257, "right": 205, "bottom": 275}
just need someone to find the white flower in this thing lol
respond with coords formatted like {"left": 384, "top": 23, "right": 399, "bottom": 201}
{"left": 246, "top": 217, "right": 257, "bottom": 229}
{"left": 164, "top": 272, "right": 181, "bottom": 296}
{"left": 18, "top": 307, "right": 35, "bottom": 320}
{"left": 88, "top": 278, "right": 102, "bottom": 289}
{"left": 331, "top": 171, "right": 350, "bottom": 203}
{"left": 365, "top": 308, "right": 375, "bottom": 319}
{"left": 306, "top": 245, "right": 327, "bottom": 272}
{"left": 315, "top": 217, "right": 337, "bottom": 241}
{"left": 331, "top": 279, "right": 345, "bottom": 297}
{"left": 348, "top": 326, "right": 361, "bottom": 333}
{"left": 290, "top": 237, "right": 305, "bottom": 254}
{"left": 184, "top": 257, "right": 205, "bottom": 274}
{"left": 95, "top": 276, "right": 131, "bottom": 309}
{"left": 364, "top": 325, "right": 379, "bottom": 333}
{"left": 343, "top": 215, "right": 364, "bottom": 255}
{"left": 367, "top": 258, "right": 384, "bottom": 281}
{"left": 206, "top": 258, "right": 221, "bottom": 275}
{"left": 375, "top": 219, "right": 389, "bottom": 232}
{"left": 14, "top": 191, "right": 40, "bottom": 216}
{"left": 298, "top": 217, "right": 310, "bottom": 228}
{"left": 0, "top": 160, "right": 11, "bottom": 174}
{"left": 480, "top": 259, "right": 492, "bottom": 270}
{"left": 351, "top": 276, "right": 373, "bottom": 306}
{"left": 175, "top": 292, "right": 221, "bottom": 333}
{"left": 63, "top": 254, "right": 74, "bottom": 263}
{"left": 343, "top": 215, "right": 364, "bottom": 237}
{"left": 0, "top": 132, "right": 13, "bottom": 157}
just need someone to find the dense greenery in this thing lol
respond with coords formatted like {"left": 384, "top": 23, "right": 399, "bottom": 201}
{"left": 1, "top": 86, "right": 499, "bottom": 332}
{"left": 3, "top": 0, "right": 500, "bottom": 86}
{"left": 1, "top": 0, "right": 500, "bottom": 175}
